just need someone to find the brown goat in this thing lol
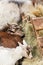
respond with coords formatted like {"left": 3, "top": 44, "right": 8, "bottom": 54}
{"left": 0, "top": 31, "right": 23, "bottom": 48}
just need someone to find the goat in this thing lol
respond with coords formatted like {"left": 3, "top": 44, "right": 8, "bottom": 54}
{"left": 0, "top": 39, "right": 32, "bottom": 65}
{"left": 0, "top": 31, "right": 32, "bottom": 65}
{"left": 0, "top": 23, "right": 25, "bottom": 48}
{"left": 0, "top": 24, "right": 32, "bottom": 65}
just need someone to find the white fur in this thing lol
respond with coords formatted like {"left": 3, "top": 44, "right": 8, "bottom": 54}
{"left": 21, "top": 0, "right": 32, "bottom": 13}
{"left": 0, "top": 40, "right": 29, "bottom": 65}
{"left": 0, "top": 46, "right": 26, "bottom": 65}
{"left": 21, "top": 1, "right": 36, "bottom": 17}
{"left": 0, "top": 0, "right": 20, "bottom": 30}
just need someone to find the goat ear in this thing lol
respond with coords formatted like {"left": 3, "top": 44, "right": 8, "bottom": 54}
{"left": 18, "top": 42, "right": 23, "bottom": 47}
{"left": 23, "top": 40, "right": 27, "bottom": 46}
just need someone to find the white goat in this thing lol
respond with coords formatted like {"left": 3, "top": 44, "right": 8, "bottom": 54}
{"left": 0, "top": 0, "right": 20, "bottom": 30}
{"left": 0, "top": 40, "right": 32, "bottom": 65}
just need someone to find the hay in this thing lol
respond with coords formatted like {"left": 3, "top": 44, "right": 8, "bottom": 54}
{"left": 22, "top": 20, "right": 43, "bottom": 65}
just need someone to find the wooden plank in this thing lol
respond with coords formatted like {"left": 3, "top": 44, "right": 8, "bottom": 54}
{"left": 37, "top": 37, "right": 43, "bottom": 48}
{"left": 31, "top": 17, "right": 43, "bottom": 31}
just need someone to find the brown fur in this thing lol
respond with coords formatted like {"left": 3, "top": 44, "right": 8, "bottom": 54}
{"left": 0, "top": 31, "right": 23, "bottom": 48}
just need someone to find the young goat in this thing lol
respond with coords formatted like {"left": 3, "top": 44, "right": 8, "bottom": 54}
{"left": 0, "top": 40, "right": 32, "bottom": 65}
